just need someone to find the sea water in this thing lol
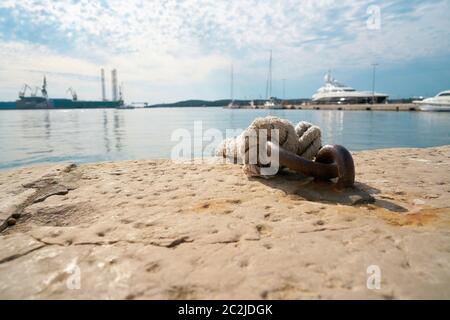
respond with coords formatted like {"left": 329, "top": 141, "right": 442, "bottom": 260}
{"left": 0, "top": 108, "right": 449, "bottom": 170}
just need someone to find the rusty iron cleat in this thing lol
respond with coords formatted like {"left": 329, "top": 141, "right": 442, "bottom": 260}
{"left": 267, "top": 142, "right": 355, "bottom": 188}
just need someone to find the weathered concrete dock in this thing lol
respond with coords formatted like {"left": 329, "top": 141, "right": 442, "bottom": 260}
{"left": 228, "top": 104, "right": 418, "bottom": 111}
{"left": 286, "top": 103, "right": 417, "bottom": 111}
{"left": 0, "top": 146, "right": 449, "bottom": 299}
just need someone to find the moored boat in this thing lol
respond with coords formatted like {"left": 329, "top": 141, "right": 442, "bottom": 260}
{"left": 14, "top": 76, "right": 123, "bottom": 110}
{"left": 263, "top": 97, "right": 283, "bottom": 109}
{"left": 227, "top": 100, "right": 240, "bottom": 109}
{"left": 413, "top": 91, "right": 450, "bottom": 111}
{"left": 312, "top": 71, "right": 388, "bottom": 104}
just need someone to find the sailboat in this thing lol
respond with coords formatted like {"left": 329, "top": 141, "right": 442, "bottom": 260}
{"left": 227, "top": 63, "right": 240, "bottom": 109}
{"left": 263, "top": 50, "right": 283, "bottom": 109}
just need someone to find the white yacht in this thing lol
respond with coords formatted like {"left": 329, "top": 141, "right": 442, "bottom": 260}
{"left": 312, "top": 71, "right": 388, "bottom": 104}
{"left": 413, "top": 91, "right": 450, "bottom": 111}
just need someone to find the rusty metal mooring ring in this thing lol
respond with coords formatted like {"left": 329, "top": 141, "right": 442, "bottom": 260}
{"left": 267, "top": 142, "right": 355, "bottom": 188}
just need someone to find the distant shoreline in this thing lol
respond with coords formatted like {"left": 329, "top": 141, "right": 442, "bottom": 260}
{"left": 1, "top": 98, "right": 418, "bottom": 110}
{"left": 0, "top": 102, "right": 420, "bottom": 111}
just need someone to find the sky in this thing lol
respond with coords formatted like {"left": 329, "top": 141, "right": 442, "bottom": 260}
{"left": 0, "top": 0, "right": 449, "bottom": 103}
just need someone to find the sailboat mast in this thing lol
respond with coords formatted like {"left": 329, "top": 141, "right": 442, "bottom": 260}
{"left": 269, "top": 50, "right": 272, "bottom": 98}
{"left": 230, "top": 63, "right": 234, "bottom": 101}
{"left": 265, "top": 50, "right": 273, "bottom": 99}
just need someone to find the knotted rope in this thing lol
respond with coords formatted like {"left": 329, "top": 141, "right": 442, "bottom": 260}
{"left": 216, "top": 116, "right": 322, "bottom": 177}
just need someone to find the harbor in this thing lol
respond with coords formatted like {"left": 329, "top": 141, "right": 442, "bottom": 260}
{"left": 1, "top": 60, "right": 448, "bottom": 112}
{"left": 223, "top": 63, "right": 448, "bottom": 111}
{"left": 0, "top": 44, "right": 449, "bottom": 303}
{"left": 0, "top": 0, "right": 449, "bottom": 304}
{"left": 0, "top": 69, "right": 124, "bottom": 110}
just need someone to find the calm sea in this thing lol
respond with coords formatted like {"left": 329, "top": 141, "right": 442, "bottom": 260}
{"left": 0, "top": 108, "right": 449, "bottom": 170}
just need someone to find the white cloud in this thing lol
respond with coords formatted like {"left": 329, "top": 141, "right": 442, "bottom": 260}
{"left": 0, "top": 38, "right": 228, "bottom": 101}
{"left": 0, "top": 0, "right": 449, "bottom": 101}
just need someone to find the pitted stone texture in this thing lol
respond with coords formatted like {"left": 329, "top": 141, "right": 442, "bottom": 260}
{"left": 0, "top": 148, "right": 449, "bottom": 299}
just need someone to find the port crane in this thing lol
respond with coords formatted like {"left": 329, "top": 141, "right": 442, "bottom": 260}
{"left": 66, "top": 88, "right": 78, "bottom": 101}
{"left": 19, "top": 77, "right": 48, "bottom": 98}
{"left": 19, "top": 84, "right": 34, "bottom": 98}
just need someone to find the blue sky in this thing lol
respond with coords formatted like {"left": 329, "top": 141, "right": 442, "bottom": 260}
{"left": 0, "top": 0, "right": 449, "bottom": 103}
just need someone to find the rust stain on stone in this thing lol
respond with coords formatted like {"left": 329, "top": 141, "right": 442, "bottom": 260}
{"left": 376, "top": 207, "right": 450, "bottom": 227}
